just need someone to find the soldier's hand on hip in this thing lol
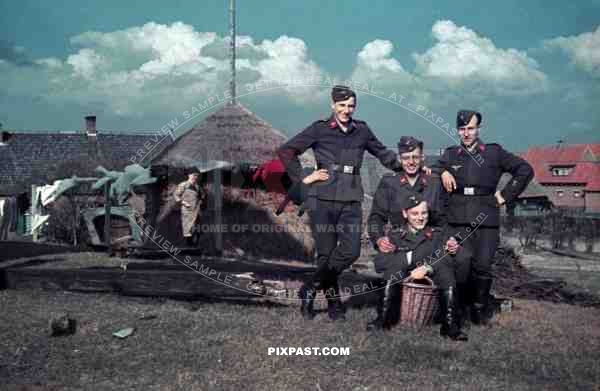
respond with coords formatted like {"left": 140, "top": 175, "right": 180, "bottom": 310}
{"left": 494, "top": 191, "right": 506, "bottom": 206}
{"left": 376, "top": 236, "right": 396, "bottom": 253}
{"left": 441, "top": 171, "right": 457, "bottom": 193}
{"left": 302, "top": 169, "right": 329, "bottom": 185}
{"left": 445, "top": 237, "right": 459, "bottom": 254}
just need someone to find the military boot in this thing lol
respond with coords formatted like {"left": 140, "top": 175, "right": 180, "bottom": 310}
{"left": 366, "top": 279, "right": 400, "bottom": 331}
{"left": 298, "top": 283, "right": 318, "bottom": 319}
{"left": 471, "top": 276, "right": 493, "bottom": 326}
{"left": 456, "top": 282, "right": 470, "bottom": 330}
{"left": 324, "top": 281, "right": 346, "bottom": 321}
{"left": 366, "top": 279, "right": 386, "bottom": 331}
{"left": 439, "top": 286, "right": 468, "bottom": 341}
{"left": 298, "top": 263, "right": 329, "bottom": 320}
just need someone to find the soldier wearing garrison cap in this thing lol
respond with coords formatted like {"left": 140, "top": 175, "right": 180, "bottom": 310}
{"left": 366, "top": 192, "right": 472, "bottom": 341}
{"left": 368, "top": 136, "right": 448, "bottom": 256}
{"left": 274, "top": 85, "right": 423, "bottom": 321}
{"left": 433, "top": 109, "right": 533, "bottom": 326}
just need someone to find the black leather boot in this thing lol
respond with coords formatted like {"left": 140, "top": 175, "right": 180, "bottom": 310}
{"left": 298, "top": 283, "right": 318, "bottom": 319}
{"left": 366, "top": 279, "right": 399, "bottom": 330}
{"left": 298, "top": 263, "right": 329, "bottom": 320}
{"left": 439, "top": 286, "right": 468, "bottom": 341}
{"left": 324, "top": 281, "right": 346, "bottom": 321}
{"left": 366, "top": 280, "right": 386, "bottom": 331}
{"left": 456, "top": 283, "right": 469, "bottom": 330}
{"left": 471, "top": 276, "right": 493, "bottom": 325}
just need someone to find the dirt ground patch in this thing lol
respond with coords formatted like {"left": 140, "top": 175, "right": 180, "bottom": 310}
{"left": 1, "top": 289, "right": 600, "bottom": 391}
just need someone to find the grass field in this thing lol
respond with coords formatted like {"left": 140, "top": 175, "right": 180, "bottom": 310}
{"left": 1, "top": 288, "right": 599, "bottom": 391}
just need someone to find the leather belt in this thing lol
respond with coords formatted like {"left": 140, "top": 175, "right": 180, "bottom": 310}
{"left": 455, "top": 186, "right": 495, "bottom": 196}
{"left": 322, "top": 163, "right": 359, "bottom": 175}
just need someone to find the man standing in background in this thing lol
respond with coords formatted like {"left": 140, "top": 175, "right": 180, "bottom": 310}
{"left": 174, "top": 171, "right": 205, "bottom": 247}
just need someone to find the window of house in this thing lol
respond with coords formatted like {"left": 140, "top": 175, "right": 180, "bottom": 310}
{"left": 556, "top": 190, "right": 564, "bottom": 197}
{"left": 551, "top": 167, "right": 572, "bottom": 176}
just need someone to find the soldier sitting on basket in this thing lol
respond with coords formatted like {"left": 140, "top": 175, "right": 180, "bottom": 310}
{"left": 367, "top": 192, "right": 472, "bottom": 341}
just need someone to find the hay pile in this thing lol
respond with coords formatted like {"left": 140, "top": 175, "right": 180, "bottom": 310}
{"left": 492, "top": 245, "right": 600, "bottom": 307}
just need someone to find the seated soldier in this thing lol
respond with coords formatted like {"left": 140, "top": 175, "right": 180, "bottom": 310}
{"left": 367, "top": 193, "right": 472, "bottom": 341}
{"left": 368, "top": 136, "right": 447, "bottom": 248}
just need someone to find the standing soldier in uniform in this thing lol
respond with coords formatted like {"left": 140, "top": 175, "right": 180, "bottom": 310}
{"left": 368, "top": 136, "right": 447, "bottom": 255}
{"left": 435, "top": 110, "right": 533, "bottom": 325}
{"left": 274, "top": 85, "right": 419, "bottom": 321}
{"left": 367, "top": 192, "right": 471, "bottom": 341}
{"left": 173, "top": 171, "right": 205, "bottom": 246}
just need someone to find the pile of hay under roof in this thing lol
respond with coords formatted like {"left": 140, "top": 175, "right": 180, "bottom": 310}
{"left": 148, "top": 103, "right": 316, "bottom": 261}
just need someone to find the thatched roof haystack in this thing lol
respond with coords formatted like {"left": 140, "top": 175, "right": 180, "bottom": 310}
{"left": 147, "top": 103, "right": 316, "bottom": 261}
{"left": 152, "top": 103, "right": 313, "bottom": 166}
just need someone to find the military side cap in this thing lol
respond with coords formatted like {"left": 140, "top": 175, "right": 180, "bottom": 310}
{"left": 457, "top": 110, "right": 482, "bottom": 128}
{"left": 331, "top": 85, "right": 356, "bottom": 102}
{"left": 397, "top": 136, "right": 424, "bottom": 154}
{"left": 184, "top": 168, "right": 200, "bottom": 176}
{"left": 400, "top": 192, "right": 425, "bottom": 210}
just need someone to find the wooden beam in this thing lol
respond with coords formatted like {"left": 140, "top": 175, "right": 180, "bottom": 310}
{"left": 104, "top": 182, "right": 111, "bottom": 255}
{"left": 213, "top": 169, "right": 222, "bottom": 255}
{"left": 31, "top": 185, "right": 38, "bottom": 242}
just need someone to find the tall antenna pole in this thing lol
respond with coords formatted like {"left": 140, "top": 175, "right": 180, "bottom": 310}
{"left": 229, "top": 0, "right": 236, "bottom": 105}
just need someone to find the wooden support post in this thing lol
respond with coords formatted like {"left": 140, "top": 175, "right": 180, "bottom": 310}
{"left": 104, "top": 182, "right": 111, "bottom": 255}
{"left": 72, "top": 191, "right": 79, "bottom": 247}
{"left": 31, "top": 185, "right": 38, "bottom": 242}
{"left": 213, "top": 169, "right": 222, "bottom": 255}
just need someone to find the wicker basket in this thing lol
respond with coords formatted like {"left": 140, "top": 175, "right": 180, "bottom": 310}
{"left": 399, "top": 276, "right": 438, "bottom": 328}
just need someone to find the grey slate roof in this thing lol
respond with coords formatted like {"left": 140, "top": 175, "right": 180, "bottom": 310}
{"left": 0, "top": 131, "right": 172, "bottom": 195}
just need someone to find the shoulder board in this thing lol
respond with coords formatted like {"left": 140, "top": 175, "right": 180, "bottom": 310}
{"left": 382, "top": 172, "right": 397, "bottom": 178}
{"left": 353, "top": 118, "right": 367, "bottom": 125}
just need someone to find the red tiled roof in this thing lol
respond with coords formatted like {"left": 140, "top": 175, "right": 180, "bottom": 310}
{"left": 586, "top": 174, "right": 600, "bottom": 192}
{"left": 523, "top": 144, "right": 600, "bottom": 164}
{"left": 522, "top": 144, "right": 600, "bottom": 191}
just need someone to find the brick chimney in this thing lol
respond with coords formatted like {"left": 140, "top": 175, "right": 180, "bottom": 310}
{"left": 1, "top": 131, "right": 12, "bottom": 143}
{"left": 85, "top": 115, "right": 97, "bottom": 137}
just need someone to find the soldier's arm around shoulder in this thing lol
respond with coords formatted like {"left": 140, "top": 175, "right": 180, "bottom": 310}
{"left": 495, "top": 144, "right": 534, "bottom": 203}
{"left": 363, "top": 123, "right": 403, "bottom": 172}
{"left": 426, "top": 175, "right": 449, "bottom": 229}
{"left": 367, "top": 174, "right": 394, "bottom": 246}
{"left": 430, "top": 147, "right": 452, "bottom": 176}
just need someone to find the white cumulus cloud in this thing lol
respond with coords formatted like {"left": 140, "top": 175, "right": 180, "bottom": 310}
{"left": 350, "top": 39, "right": 417, "bottom": 100}
{"left": 544, "top": 26, "right": 600, "bottom": 76}
{"left": 0, "top": 22, "right": 326, "bottom": 118}
{"left": 412, "top": 20, "right": 548, "bottom": 95}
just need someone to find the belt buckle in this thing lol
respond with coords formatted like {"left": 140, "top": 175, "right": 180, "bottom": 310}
{"left": 343, "top": 165, "right": 354, "bottom": 174}
{"left": 463, "top": 187, "right": 474, "bottom": 195}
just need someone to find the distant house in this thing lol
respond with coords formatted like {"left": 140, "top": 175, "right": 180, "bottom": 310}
{"left": 521, "top": 143, "right": 600, "bottom": 214}
{"left": 0, "top": 116, "right": 172, "bottom": 236}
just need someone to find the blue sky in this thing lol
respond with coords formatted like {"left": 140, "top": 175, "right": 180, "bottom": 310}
{"left": 1, "top": 0, "right": 599, "bottom": 151}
